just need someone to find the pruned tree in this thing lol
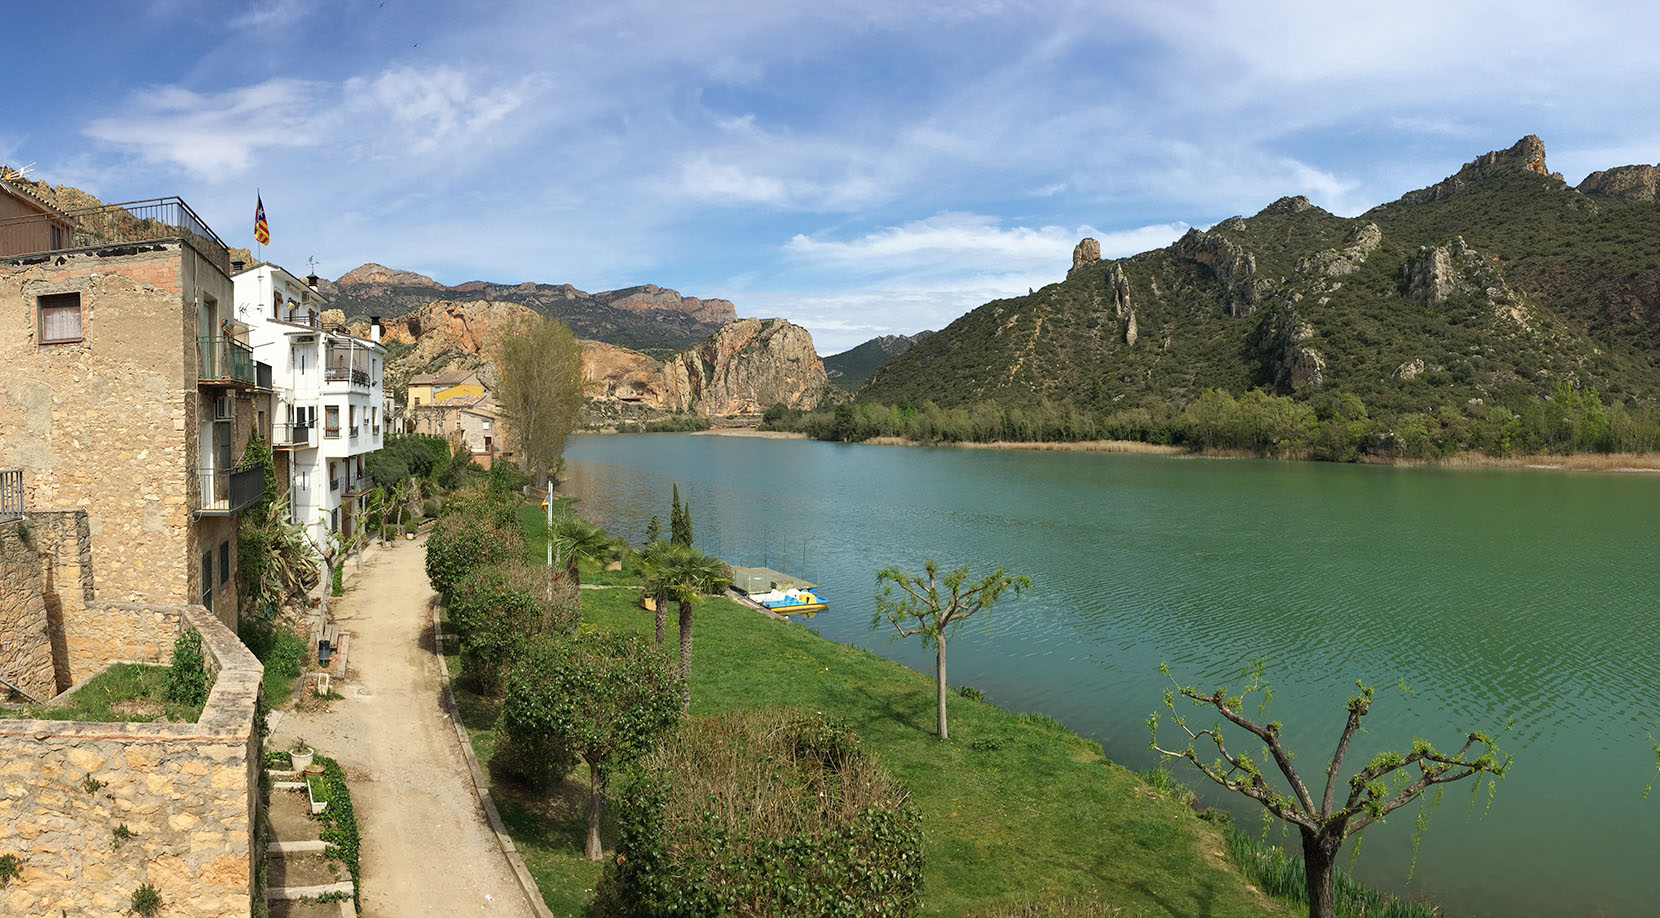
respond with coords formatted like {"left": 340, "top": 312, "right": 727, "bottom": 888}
{"left": 490, "top": 312, "right": 584, "bottom": 487}
{"left": 500, "top": 633, "right": 681, "bottom": 860}
{"left": 1149, "top": 661, "right": 1510, "bottom": 918}
{"left": 872, "top": 560, "right": 1029, "bottom": 740}
{"left": 306, "top": 518, "right": 364, "bottom": 620}
{"left": 640, "top": 543, "right": 731, "bottom": 712}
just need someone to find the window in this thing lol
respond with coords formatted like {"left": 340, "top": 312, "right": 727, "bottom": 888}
{"left": 272, "top": 290, "right": 281, "bottom": 318}
{"left": 50, "top": 225, "right": 64, "bottom": 249}
{"left": 219, "top": 541, "right": 231, "bottom": 586}
{"left": 349, "top": 405, "right": 357, "bottom": 428}
{"left": 414, "top": 397, "right": 422, "bottom": 406}
{"left": 38, "top": 292, "right": 83, "bottom": 344}
{"left": 201, "top": 552, "right": 213, "bottom": 611}
{"left": 330, "top": 461, "right": 339, "bottom": 491}
{"left": 325, "top": 405, "right": 340, "bottom": 438}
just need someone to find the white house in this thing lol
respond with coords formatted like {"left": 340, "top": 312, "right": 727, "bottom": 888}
{"left": 232, "top": 261, "right": 385, "bottom": 550}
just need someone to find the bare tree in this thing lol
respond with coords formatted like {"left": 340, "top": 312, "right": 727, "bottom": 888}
{"left": 490, "top": 313, "right": 584, "bottom": 487}
{"left": 872, "top": 560, "right": 1029, "bottom": 740}
{"left": 1149, "top": 661, "right": 1510, "bottom": 918}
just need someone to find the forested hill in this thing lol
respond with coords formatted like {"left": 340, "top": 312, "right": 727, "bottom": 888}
{"left": 854, "top": 136, "right": 1660, "bottom": 454}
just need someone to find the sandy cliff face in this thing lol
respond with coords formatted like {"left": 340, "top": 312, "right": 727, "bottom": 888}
{"left": 655, "top": 318, "right": 831, "bottom": 415}
{"left": 386, "top": 300, "right": 829, "bottom": 416}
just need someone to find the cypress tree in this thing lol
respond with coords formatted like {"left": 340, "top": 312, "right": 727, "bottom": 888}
{"left": 644, "top": 515, "right": 662, "bottom": 544}
{"left": 669, "top": 484, "right": 693, "bottom": 547}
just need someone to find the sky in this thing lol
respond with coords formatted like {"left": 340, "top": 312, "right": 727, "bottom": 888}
{"left": 6, "top": 1, "right": 1659, "bottom": 354}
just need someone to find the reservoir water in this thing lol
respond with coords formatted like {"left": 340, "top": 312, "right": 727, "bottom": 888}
{"left": 562, "top": 432, "right": 1660, "bottom": 917}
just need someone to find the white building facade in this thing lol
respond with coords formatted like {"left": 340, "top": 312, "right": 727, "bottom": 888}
{"left": 232, "top": 263, "right": 385, "bottom": 550}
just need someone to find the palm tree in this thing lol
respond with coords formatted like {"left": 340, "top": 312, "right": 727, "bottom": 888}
{"left": 641, "top": 543, "right": 731, "bottom": 712}
{"left": 637, "top": 540, "right": 672, "bottom": 645}
{"left": 549, "top": 512, "right": 611, "bottom": 588}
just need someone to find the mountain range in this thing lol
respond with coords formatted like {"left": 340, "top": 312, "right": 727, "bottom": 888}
{"left": 822, "top": 332, "right": 933, "bottom": 390}
{"left": 859, "top": 137, "right": 1660, "bottom": 427}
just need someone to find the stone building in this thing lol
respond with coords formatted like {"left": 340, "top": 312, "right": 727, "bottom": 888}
{"left": 0, "top": 192, "right": 265, "bottom": 631}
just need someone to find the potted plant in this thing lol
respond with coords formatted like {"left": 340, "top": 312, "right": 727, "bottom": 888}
{"left": 290, "top": 737, "right": 314, "bottom": 772}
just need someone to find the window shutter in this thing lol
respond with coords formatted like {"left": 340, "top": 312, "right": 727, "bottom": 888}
{"left": 38, "top": 293, "right": 83, "bottom": 343}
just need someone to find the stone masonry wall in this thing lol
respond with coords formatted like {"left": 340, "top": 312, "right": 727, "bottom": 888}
{"left": 0, "top": 602, "right": 262, "bottom": 918}
{"left": 0, "top": 245, "right": 194, "bottom": 608}
{"left": 0, "top": 519, "right": 54, "bottom": 700}
{"left": 23, "top": 510, "right": 94, "bottom": 693}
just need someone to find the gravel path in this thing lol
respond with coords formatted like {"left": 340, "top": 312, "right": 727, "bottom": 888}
{"left": 270, "top": 538, "right": 538, "bottom": 918}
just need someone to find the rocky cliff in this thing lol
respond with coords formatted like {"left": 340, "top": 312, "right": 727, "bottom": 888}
{"left": 326, "top": 265, "right": 737, "bottom": 351}
{"left": 384, "top": 300, "right": 831, "bottom": 417}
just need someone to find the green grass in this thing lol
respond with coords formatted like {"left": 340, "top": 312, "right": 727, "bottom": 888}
{"left": 445, "top": 538, "right": 1288, "bottom": 917}
{"left": 239, "top": 618, "right": 309, "bottom": 709}
{"left": 7, "top": 664, "right": 204, "bottom": 723}
{"left": 1224, "top": 827, "right": 1437, "bottom": 918}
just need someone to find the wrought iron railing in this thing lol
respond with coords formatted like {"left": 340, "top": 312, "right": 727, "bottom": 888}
{"left": 196, "top": 466, "right": 264, "bottom": 516}
{"left": 198, "top": 336, "right": 255, "bottom": 386}
{"left": 0, "top": 469, "right": 22, "bottom": 522}
{"left": 323, "top": 366, "right": 371, "bottom": 388}
{"left": 272, "top": 423, "right": 314, "bottom": 448}
{"left": 0, "top": 197, "right": 230, "bottom": 273}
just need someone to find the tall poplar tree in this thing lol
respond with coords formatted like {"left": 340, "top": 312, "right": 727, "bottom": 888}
{"left": 490, "top": 313, "right": 584, "bottom": 487}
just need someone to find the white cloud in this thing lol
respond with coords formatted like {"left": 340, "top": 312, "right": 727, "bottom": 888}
{"left": 344, "top": 67, "right": 550, "bottom": 154}
{"left": 786, "top": 213, "right": 1188, "bottom": 273}
{"left": 84, "top": 79, "right": 326, "bottom": 176}
{"left": 230, "top": 0, "right": 314, "bottom": 30}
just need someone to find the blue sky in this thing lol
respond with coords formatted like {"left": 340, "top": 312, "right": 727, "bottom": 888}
{"left": 7, "top": 1, "right": 1658, "bottom": 353}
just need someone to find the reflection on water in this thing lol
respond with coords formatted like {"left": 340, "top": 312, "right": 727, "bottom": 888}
{"left": 564, "top": 433, "right": 1660, "bottom": 917}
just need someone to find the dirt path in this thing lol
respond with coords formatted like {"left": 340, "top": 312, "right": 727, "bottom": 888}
{"left": 270, "top": 538, "right": 538, "bottom": 918}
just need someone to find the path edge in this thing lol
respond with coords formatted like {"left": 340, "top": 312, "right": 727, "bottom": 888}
{"left": 431, "top": 601, "right": 557, "bottom": 918}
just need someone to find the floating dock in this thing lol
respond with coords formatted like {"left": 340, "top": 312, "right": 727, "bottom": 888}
{"left": 729, "top": 566, "right": 828, "bottom": 616}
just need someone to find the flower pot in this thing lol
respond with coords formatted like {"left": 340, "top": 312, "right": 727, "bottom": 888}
{"left": 290, "top": 748, "right": 314, "bottom": 771}
{"left": 405, "top": 532, "right": 415, "bottom": 540}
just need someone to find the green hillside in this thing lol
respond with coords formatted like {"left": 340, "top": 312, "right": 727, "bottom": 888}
{"left": 849, "top": 137, "right": 1660, "bottom": 457}
{"left": 823, "top": 331, "right": 932, "bottom": 389}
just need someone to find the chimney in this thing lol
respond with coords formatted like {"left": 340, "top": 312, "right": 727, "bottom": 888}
{"left": 370, "top": 316, "right": 383, "bottom": 343}
{"left": 231, "top": 259, "right": 245, "bottom": 273}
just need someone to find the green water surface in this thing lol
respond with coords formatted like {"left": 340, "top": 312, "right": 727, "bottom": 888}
{"left": 563, "top": 433, "right": 1660, "bottom": 917}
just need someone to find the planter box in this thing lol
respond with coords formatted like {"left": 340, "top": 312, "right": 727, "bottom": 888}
{"left": 306, "top": 776, "right": 328, "bottom": 815}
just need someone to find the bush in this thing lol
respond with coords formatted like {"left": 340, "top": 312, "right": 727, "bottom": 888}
{"left": 165, "top": 627, "right": 211, "bottom": 707}
{"left": 330, "top": 562, "right": 344, "bottom": 597}
{"left": 422, "top": 500, "right": 439, "bottom": 519}
{"left": 312, "top": 755, "right": 361, "bottom": 906}
{"left": 404, "top": 519, "right": 421, "bottom": 535}
{"left": 447, "top": 564, "right": 578, "bottom": 694}
{"left": 131, "top": 883, "right": 163, "bottom": 916}
{"left": 487, "top": 459, "right": 530, "bottom": 494}
{"left": 423, "top": 503, "right": 526, "bottom": 600}
{"left": 604, "top": 708, "right": 924, "bottom": 917}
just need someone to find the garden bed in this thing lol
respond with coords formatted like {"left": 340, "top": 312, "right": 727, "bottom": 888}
{"left": 7, "top": 663, "right": 204, "bottom": 723}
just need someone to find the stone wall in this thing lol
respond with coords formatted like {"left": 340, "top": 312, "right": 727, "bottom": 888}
{"left": 0, "top": 602, "right": 262, "bottom": 918}
{"left": 0, "top": 519, "right": 54, "bottom": 700}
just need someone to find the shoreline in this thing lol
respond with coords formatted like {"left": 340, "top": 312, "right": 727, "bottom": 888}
{"left": 674, "top": 427, "right": 1660, "bottom": 473}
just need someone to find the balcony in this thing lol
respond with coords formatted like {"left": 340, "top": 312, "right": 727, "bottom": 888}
{"left": 342, "top": 473, "right": 376, "bottom": 499}
{"left": 195, "top": 466, "right": 264, "bottom": 516}
{"left": 324, "top": 365, "right": 371, "bottom": 389}
{"left": 0, "top": 469, "right": 21, "bottom": 522}
{"left": 0, "top": 197, "right": 230, "bottom": 274}
{"left": 272, "top": 422, "right": 315, "bottom": 449}
{"left": 198, "top": 336, "right": 256, "bottom": 387}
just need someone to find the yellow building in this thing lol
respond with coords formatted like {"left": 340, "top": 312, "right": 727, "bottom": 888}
{"left": 406, "top": 371, "right": 485, "bottom": 412}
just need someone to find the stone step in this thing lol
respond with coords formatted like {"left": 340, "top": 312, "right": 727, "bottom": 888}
{"left": 274, "top": 780, "right": 306, "bottom": 791}
{"left": 266, "top": 881, "right": 354, "bottom": 900}
{"left": 268, "top": 839, "right": 328, "bottom": 857}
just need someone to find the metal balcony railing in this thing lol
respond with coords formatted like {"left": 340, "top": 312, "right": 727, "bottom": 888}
{"left": 323, "top": 366, "right": 371, "bottom": 388}
{"left": 0, "top": 469, "right": 22, "bottom": 521}
{"left": 272, "top": 422, "right": 314, "bottom": 449}
{"left": 196, "top": 466, "right": 264, "bottom": 516}
{"left": 0, "top": 197, "right": 230, "bottom": 274}
{"left": 198, "top": 336, "right": 255, "bottom": 386}
{"left": 255, "top": 361, "right": 273, "bottom": 390}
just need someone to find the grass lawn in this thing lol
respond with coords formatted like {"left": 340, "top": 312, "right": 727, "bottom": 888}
{"left": 445, "top": 534, "right": 1287, "bottom": 916}
{"left": 240, "top": 618, "right": 310, "bottom": 710}
{"left": 3, "top": 663, "right": 204, "bottom": 723}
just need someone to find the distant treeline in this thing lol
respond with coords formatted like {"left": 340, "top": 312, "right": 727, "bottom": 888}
{"left": 764, "top": 384, "right": 1660, "bottom": 460}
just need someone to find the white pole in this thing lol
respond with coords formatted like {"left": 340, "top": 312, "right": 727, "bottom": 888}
{"left": 546, "top": 480, "right": 553, "bottom": 573}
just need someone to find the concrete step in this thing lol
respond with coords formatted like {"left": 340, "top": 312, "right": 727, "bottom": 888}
{"left": 268, "top": 840, "right": 328, "bottom": 857}
{"left": 266, "top": 881, "right": 354, "bottom": 900}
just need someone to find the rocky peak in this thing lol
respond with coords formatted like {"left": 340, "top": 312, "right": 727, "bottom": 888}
{"left": 1174, "top": 229, "right": 1267, "bottom": 316}
{"left": 1259, "top": 195, "right": 1316, "bottom": 216}
{"left": 652, "top": 318, "right": 832, "bottom": 415}
{"left": 1401, "top": 135, "right": 1566, "bottom": 204}
{"left": 1068, "top": 237, "right": 1102, "bottom": 277}
{"left": 1475, "top": 135, "right": 1552, "bottom": 177}
{"left": 337, "top": 263, "right": 445, "bottom": 288}
{"left": 1577, "top": 164, "right": 1658, "bottom": 202}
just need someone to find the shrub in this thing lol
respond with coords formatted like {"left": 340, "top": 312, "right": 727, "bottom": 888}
{"left": 132, "top": 883, "right": 163, "bottom": 916}
{"left": 958, "top": 684, "right": 985, "bottom": 702}
{"left": 312, "top": 756, "right": 361, "bottom": 905}
{"left": 421, "top": 500, "right": 439, "bottom": 519}
{"left": 423, "top": 505, "right": 526, "bottom": 600}
{"left": 404, "top": 519, "right": 420, "bottom": 535}
{"left": 604, "top": 708, "right": 924, "bottom": 917}
{"left": 447, "top": 564, "right": 578, "bottom": 694}
{"left": 330, "top": 563, "right": 344, "bottom": 597}
{"left": 165, "top": 627, "right": 211, "bottom": 707}
{"left": 0, "top": 853, "right": 20, "bottom": 886}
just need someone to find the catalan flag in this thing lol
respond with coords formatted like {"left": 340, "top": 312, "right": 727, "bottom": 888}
{"left": 253, "top": 194, "right": 270, "bottom": 245}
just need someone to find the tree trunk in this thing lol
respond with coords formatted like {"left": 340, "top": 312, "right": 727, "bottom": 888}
{"left": 678, "top": 600, "right": 693, "bottom": 713}
{"left": 654, "top": 596, "right": 666, "bottom": 646}
{"left": 317, "top": 558, "right": 332, "bottom": 619}
{"left": 936, "top": 640, "right": 948, "bottom": 740}
{"left": 567, "top": 558, "right": 580, "bottom": 588}
{"left": 1301, "top": 827, "right": 1340, "bottom": 918}
{"left": 585, "top": 760, "right": 603, "bottom": 861}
